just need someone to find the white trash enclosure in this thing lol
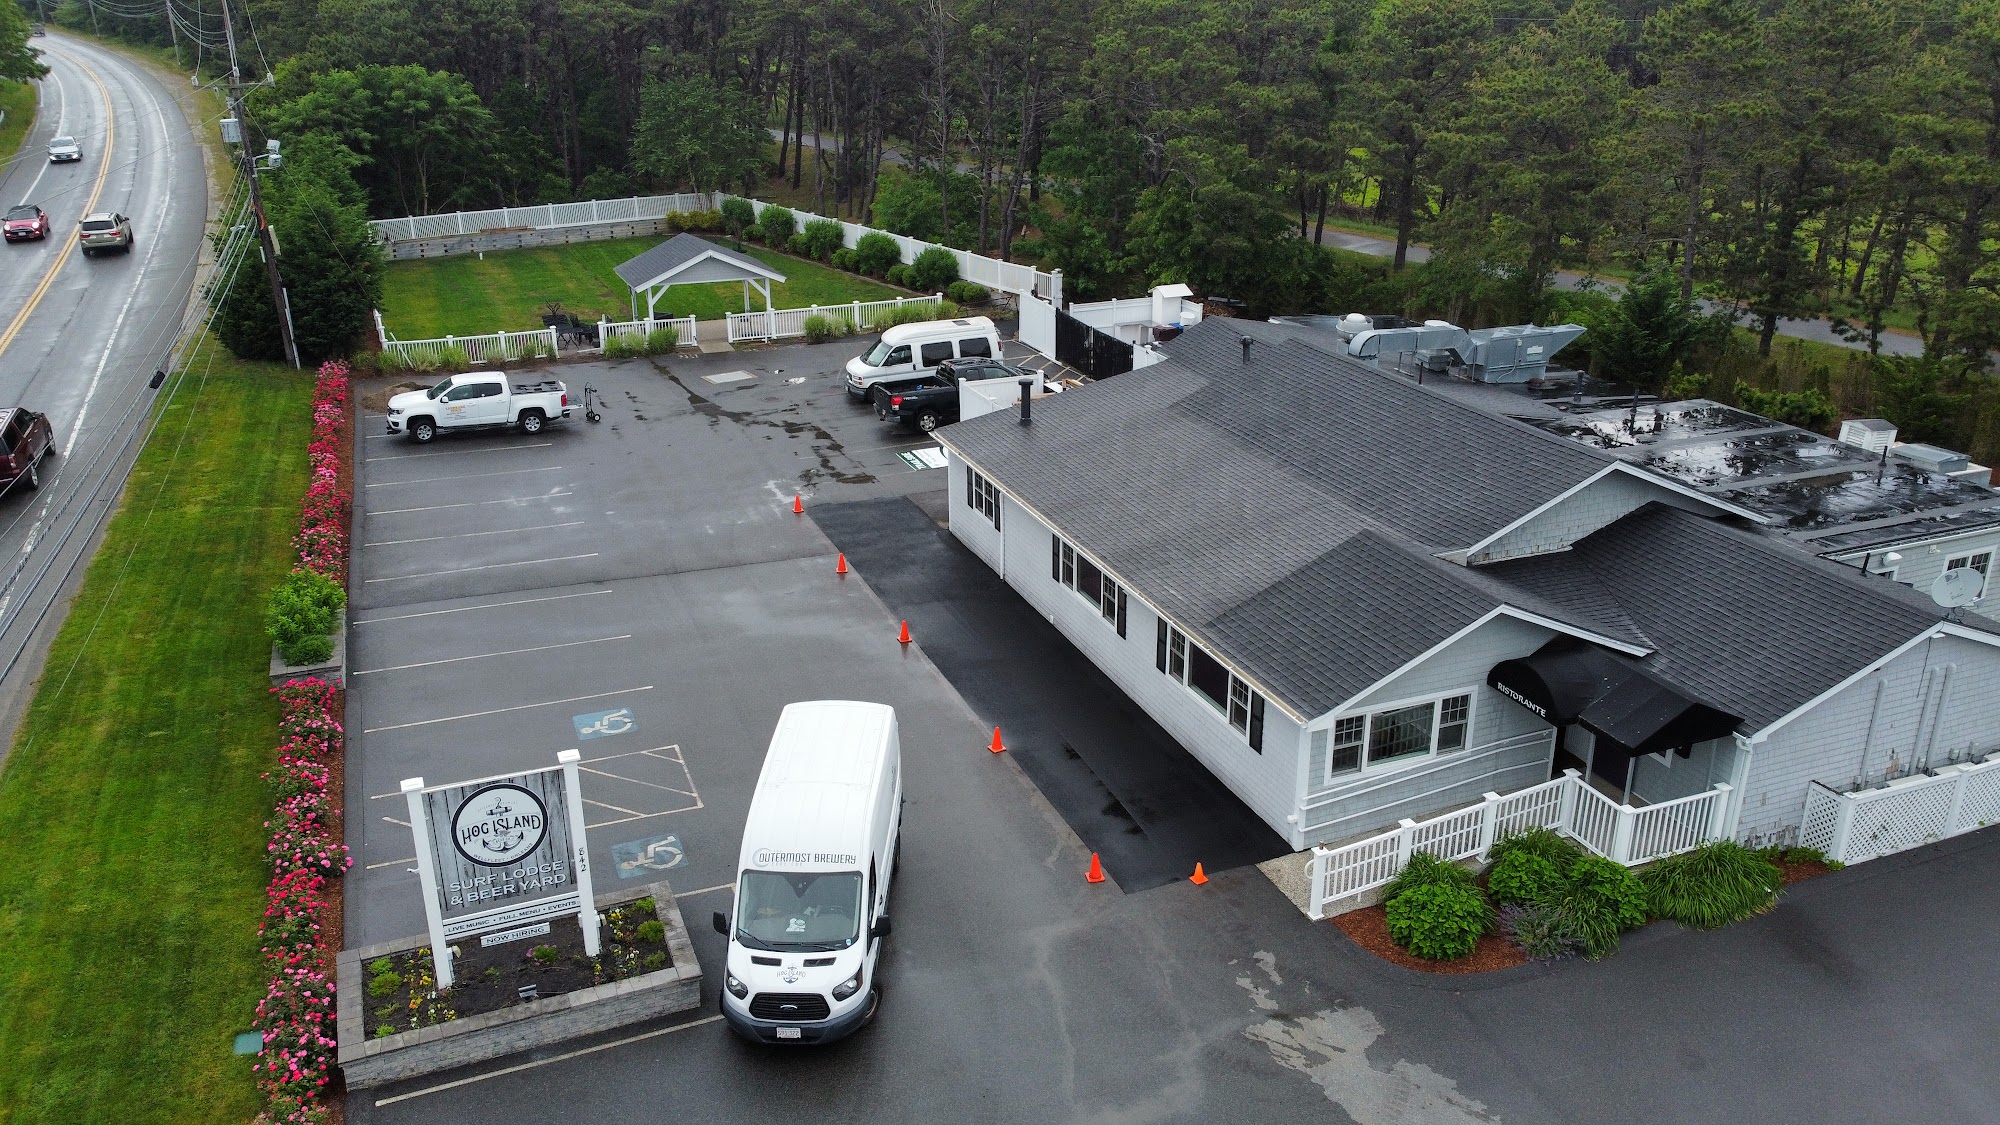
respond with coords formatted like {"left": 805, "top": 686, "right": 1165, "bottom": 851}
{"left": 1798, "top": 757, "right": 2000, "bottom": 865}
{"left": 1303, "top": 769, "right": 1731, "bottom": 919}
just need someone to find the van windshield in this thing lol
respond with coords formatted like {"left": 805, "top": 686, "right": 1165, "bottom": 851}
{"left": 861, "top": 340, "right": 894, "bottom": 367}
{"left": 735, "top": 870, "right": 863, "bottom": 952}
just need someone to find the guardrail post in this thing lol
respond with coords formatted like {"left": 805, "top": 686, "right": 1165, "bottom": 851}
{"left": 1943, "top": 765, "right": 1971, "bottom": 837}
{"left": 1476, "top": 791, "right": 1504, "bottom": 860}
{"left": 1707, "top": 783, "right": 1733, "bottom": 841}
{"left": 1829, "top": 795, "right": 1856, "bottom": 864}
{"left": 1610, "top": 804, "right": 1636, "bottom": 864}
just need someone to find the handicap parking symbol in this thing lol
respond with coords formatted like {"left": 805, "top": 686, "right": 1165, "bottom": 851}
{"left": 573, "top": 706, "right": 636, "bottom": 740}
{"left": 611, "top": 833, "right": 685, "bottom": 879}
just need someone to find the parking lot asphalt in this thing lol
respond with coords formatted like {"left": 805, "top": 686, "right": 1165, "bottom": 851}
{"left": 346, "top": 342, "right": 2000, "bottom": 1125}
{"left": 811, "top": 496, "right": 1290, "bottom": 891}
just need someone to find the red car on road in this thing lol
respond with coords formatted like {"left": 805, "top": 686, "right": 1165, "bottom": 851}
{"left": 4, "top": 205, "right": 50, "bottom": 242}
{"left": 0, "top": 408, "right": 55, "bottom": 493}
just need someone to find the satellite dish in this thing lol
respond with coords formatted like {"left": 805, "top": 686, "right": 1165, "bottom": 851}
{"left": 1931, "top": 567, "right": 1984, "bottom": 608}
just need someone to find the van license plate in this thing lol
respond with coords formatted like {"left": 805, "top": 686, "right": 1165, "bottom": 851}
{"left": 776, "top": 1027, "right": 801, "bottom": 1040}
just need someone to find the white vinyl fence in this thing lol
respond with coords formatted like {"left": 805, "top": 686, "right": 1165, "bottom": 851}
{"left": 599, "top": 315, "right": 698, "bottom": 351}
{"left": 369, "top": 195, "right": 711, "bottom": 242}
{"left": 1303, "top": 769, "right": 1733, "bottom": 920}
{"left": 1797, "top": 757, "right": 2000, "bottom": 865}
{"left": 715, "top": 194, "right": 1058, "bottom": 302}
{"left": 374, "top": 310, "right": 561, "bottom": 369}
{"left": 726, "top": 295, "right": 942, "bottom": 343}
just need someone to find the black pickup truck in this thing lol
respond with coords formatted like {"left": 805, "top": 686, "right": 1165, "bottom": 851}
{"left": 874, "top": 358, "right": 1031, "bottom": 433}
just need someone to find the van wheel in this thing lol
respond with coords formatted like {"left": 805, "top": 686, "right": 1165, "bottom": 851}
{"left": 519, "top": 409, "right": 545, "bottom": 434}
{"left": 409, "top": 418, "right": 437, "bottom": 443}
{"left": 862, "top": 986, "right": 881, "bottom": 1027}
{"left": 915, "top": 410, "right": 940, "bottom": 433}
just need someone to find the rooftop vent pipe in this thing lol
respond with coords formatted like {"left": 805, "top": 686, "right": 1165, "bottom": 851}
{"left": 1240, "top": 336, "right": 1253, "bottom": 363}
{"left": 1019, "top": 378, "right": 1034, "bottom": 425}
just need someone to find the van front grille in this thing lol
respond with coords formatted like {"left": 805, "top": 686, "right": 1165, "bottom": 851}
{"left": 749, "top": 992, "right": 830, "bottom": 1022}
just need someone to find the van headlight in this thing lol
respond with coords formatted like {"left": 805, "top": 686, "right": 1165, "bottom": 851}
{"left": 831, "top": 968, "right": 863, "bottom": 1001}
{"left": 725, "top": 972, "right": 749, "bottom": 1000}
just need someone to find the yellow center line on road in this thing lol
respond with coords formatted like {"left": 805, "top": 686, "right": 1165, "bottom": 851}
{"left": 0, "top": 50, "right": 116, "bottom": 362}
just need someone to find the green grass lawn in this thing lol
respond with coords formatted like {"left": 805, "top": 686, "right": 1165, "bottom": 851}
{"left": 0, "top": 78, "right": 37, "bottom": 166}
{"left": 380, "top": 237, "right": 906, "bottom": 339}
{"left": 0, "top": 349, "right": 313, "bottom": 1125}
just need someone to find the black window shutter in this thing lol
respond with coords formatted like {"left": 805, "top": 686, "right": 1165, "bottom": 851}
{"left": 966, "top": 469, "right": 976, "bottom": 509}
{"left": 1248, "top": 694, "right": 1265, "bottom": 752}
{"left": 1115, "top": 589, "right": 1128, "bottom": 637}
{"left": 1155, "top": 619, "right": 1168, "bottom": 672}
{"left": 1051, "top": 534, "right": 1061, "bottom": 581}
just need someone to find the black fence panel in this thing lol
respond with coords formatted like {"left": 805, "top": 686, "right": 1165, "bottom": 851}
{"left": 1054, "top": 309, "right": 1135, "bottom": 380}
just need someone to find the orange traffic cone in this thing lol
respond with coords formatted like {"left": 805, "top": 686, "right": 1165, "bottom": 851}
{"left": 1189, "top": 863, "right": 1209, "bottom": 886}
{"left": 792, "top": 494, "right": 804, "bottom": 514}
{"left": 989, "top": 727, "right": 1006, "bottom": 754}
{"left": 897, "top": 620, "right": 912, "bottom": 644}
{"left": 836, "top": 553, "right": 848, "bottom": 575}
{"left": 1086, "top": 853, "right": 1106, "bottom": 884}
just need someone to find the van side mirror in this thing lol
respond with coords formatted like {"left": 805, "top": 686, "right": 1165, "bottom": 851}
{"left": 870, "top": 917, "right": 892, "bottom": 940}
{"left": 711, "top": 911, "right": 728, "bottom": 936}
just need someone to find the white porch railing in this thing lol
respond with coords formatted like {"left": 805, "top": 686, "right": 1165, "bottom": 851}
{"left": 598, "top": 315, "right": 697, "bottom": 351}
{"left": 725, "top": 295, "right": 943, "bottom": 343}
{"left": 379, "top": 326, "right": 560, "bottom": 369}
{"left": 369, "top": 195, "right": 711, "bottom": 242}
{"left": 1798, "top": 757, "right": 2000, "bottom": 865}
{"left": 1303, "top": 769, "right": 1733, "bottom": 920}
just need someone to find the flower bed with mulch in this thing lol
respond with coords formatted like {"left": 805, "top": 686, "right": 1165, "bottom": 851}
{"left": 1332, "top": 906, "right": 1529, "bottom": 974}
{"left": 254, "top": 359, "right": 354, "bottom": 1125}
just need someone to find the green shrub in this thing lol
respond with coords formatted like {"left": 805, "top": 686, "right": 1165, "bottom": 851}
{"left": 1383, "top": 851, "right": 1476, "bottom": 903}
{"left": 753, "top": 205, "right": 796, "bottom": 245}
{"left": 803, "top": 314, "right": 844, "bottom": 344}
{"left": 635, "top": 919, "right": 665, "bottom": 943}
{"left": 1550, "top": 854, "right": 1650, "bottom": 958}
{"left": 1642, "top": 841, "right": 1782, "bottom": 929}
{"left": 1783, "top": 845, "right": 1841, "bottom": 869}
{"left": 642, "top": 951, "right": 668, "bottom": 971}
{"left": 375, "top": 1025, "right": 396, "bottom": 1039}
{"left": 1489, "top": 826, "right": 1582, "bottom": 867}
{"left": 643, "top": 326, "right": 680, "bottom": 354}
{"left": 945, "top": 280, "right": 989, "bottom": 305}
{"left": 1487, "top": 850, "right": 1566, "bottom": 908}
{"left": 908, "top": 246, "right": 961, "bottom": 292}
{"left": 368, "top": 957, "right": 395, "bottom": 976}
{"left": 530, "top": 944, "right": 561, "bottom": 966}
{"left": 853, "top": 232, "right": 901, "bottom": 277}
{"left": 884, "top": 264, "right": 914, "bottom": 288}
{"left": 796, "top": 219, "right": 845, "bottom": 261}
{"left": 435, "top": 344, "right": 470, "bottom": 372}
{"left": 604, "top": 334, "right": 633, "bottom": 359}
{"left": 1385, "top": 880, "right": 1494, "bottom": 961}
{"left": 634, "top": 896, "right": 657, "bottom": 915}
{"left": 830, "top": 247, "right": 859, "bottom": 272}
{"left": 865, "top": 302, "right": 941, "bottom": 333}
{"left": 368, "top": 971, "right": 402, "bottom": 998}
{"left": 719, "top": 197, "right": 756, "bottom": 233}
{"left": 267, "top": 567, "right": 346, "bottom": 665}
{"left": 1499, "top": 904, "right": 1577, "bottom": 960}
{"left": 691, "top": 209, "right": 725, "bottom": 232}
{"left": 663, "top": 210, "right": 692, "bottom": 233}
{"left": 935, "top": 298, "right": 961, "bottom": 319}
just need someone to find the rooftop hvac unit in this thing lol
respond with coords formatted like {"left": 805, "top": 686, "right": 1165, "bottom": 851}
{"left": 1890, "top": 443, "right": 1971, "bottom": 475}
{"left": 1346, "top": 321, "right": 1585, "bottom": 382}
{"left": 1838, "top": 417, "right": 1897, "bottom": 453}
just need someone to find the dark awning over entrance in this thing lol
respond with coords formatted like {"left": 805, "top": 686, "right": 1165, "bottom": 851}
{"left": 1488, "top": 637, "right": 1742, "bottom": 758}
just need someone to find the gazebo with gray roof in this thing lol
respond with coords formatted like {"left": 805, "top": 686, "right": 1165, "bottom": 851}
{"left": 612, "top": 232, "right": 788, "bottom": 322}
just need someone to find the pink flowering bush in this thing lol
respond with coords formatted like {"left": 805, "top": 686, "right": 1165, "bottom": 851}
{"left": 294, "top": 361, "right": 351, "bottom": 585}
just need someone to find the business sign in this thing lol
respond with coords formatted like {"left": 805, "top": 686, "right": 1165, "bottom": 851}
{"left": 402, "top": 750, "right": 600, "bottom": 988}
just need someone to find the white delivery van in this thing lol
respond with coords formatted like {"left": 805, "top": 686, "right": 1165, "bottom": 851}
{"left": 714, "top": 701, "right": 902, "bottom": 1044}
{"left": 844, "top": 316, "right": 1001, "bottom": 399}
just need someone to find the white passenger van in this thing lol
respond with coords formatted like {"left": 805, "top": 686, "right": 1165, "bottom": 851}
{"left": 844, "top": 316, "right": 1001, "bottom": 399}
{"left": 714, "top": 701, "right": 902, "bottom": 1044}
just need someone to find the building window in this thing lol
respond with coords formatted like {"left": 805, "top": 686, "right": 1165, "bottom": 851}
{"left": 1946, "top": 550, "right": 1992, "bottom": 594}
{"left": 1158, "top": 620, "right": 1263, "bottom": 750}
{"left": 966, "top": 468, "right": 1000, "bottom": 530}
{"left": 1320, "top": 692, "right": 1476, "bottom": 784}
{"left": 1051, "top": 534, "right": 1125, "bottom": 636}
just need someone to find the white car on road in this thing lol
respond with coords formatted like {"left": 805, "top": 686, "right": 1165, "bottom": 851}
{"left": 47, "top": 135, "right": 80, "bottom": 163}
{"left": 386, "top": 372, "right": 571, "bottom": 443}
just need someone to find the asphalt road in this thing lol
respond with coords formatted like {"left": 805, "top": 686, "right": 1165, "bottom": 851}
{"left": 345, "top": 345, "right": 2000, "bottom": 1125}
{"left": 0, "top": 33, "right": 211, "bottom": 743}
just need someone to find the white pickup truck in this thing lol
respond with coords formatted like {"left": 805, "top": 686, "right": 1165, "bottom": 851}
{"left": 386, "top": 373, "right": 571, "bottom": 443}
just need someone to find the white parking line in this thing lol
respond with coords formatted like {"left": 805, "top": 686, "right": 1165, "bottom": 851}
{"left": 370, "top": 490, "right": 573, "bottom": 516}
{"left": 352, "top": 634, "right": 632, "bottom": 675}
{"left": 363, "top": 553, "right": 600, "bottom": 584}
{"left": 365, "top": 466, "right": 563, "bottom": 488}
{"left": 362, "top": 686, "right": 653, "bottom": 733}
{"left": 352, "top": 589, "right": 610, "bottom": 625}
{"left": 365, "top": 442, "right": 555, "bottom": 462}
{"left": 676, "top": 883, "right": 736, "bottom": 898}
{"left": 365, "top": 855, "right": 418, "bottom": 871}
{"left": 367, "top": 522, "right": 586, "bottom": 547}
{"left": 372, "top": 1016, "right": 725, "bottom": 1106}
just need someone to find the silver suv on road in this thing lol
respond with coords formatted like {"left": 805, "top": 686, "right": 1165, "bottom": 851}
{"left": 78, "top": 213, "right": 133, "bottom": 256}
{"left": 46, "top": 135, "right": 80, "bottom": 163}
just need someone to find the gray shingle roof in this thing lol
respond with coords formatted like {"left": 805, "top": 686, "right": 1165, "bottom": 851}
{"left": 612, "top": 232, "right": 784, "bottom": 290}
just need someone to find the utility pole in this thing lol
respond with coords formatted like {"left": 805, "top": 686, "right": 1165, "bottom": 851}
{"left": 218, "top": 0, "right": 298, "bottom": 367}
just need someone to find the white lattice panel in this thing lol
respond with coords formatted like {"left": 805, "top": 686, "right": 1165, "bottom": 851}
{"left": 1850, "top": 783, "right": 1955, "bottom": 861}
{"left": 1953, "top": 765, "right": 2000, "bottom": 832}
{"left": 1798, "top": 785, "right": 1843, "bottom": 854}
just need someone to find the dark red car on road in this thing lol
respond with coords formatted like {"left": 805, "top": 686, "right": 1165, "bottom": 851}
{"left": 0, "top": 409, "right": 56, "bottom": 492}
{"left": 4, "top": 205, "right": 50, "bottom": 242}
